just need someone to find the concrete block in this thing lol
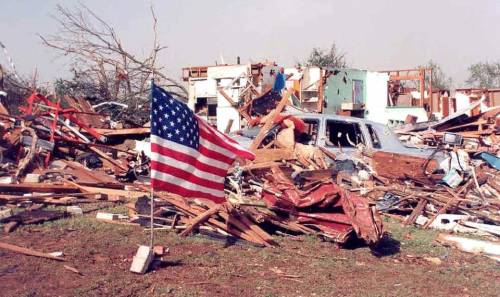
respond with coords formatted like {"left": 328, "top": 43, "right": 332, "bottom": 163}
{"left": 430, "top": 214, "right": 469, "bottom": 230}
{"left": 0, "top": 176, "right": 14, "bottom": 184}
{"left": 130, "top": 245, "right": 154, "bottom": 274}
{"left": 0, "top": 208, "right": 13, "bottom": 220}
{"left": 66, "top": 206, "right": 83, "bottom": 215}
{"left": 49, "top": 160, "right": 68, "bottom": 170}
{"left": 24, "top": 174, "right": 41, "bottom": 183}
{"left": 96, "top": 212, "right": 118, "bottom": 220}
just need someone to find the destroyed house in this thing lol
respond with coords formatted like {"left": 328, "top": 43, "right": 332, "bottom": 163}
{"left": 454, "top": 88, "right": 500, "bottom": 115}
{"left": 284, "top": 66, "right": 323, "bottom": 111}
{"left": 182, "top": 62, "right": 327, "bottom": 131}
{"left": 322, "top": 67, "right": 460, "bottom": 126}
{"left": 182, "top": 63, "right": 488, "bottom": 128}
{"left": 182, "top": 63, "right": 269, "bottom": 132}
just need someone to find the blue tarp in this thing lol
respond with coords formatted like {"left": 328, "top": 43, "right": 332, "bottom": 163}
{"left": 477, "top": 152, "right": 500, "bottom": 170}
{"left": 273, "top": 72, "right": 286, "bottom": 93}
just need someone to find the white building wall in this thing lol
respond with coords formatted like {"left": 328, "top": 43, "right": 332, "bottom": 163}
{"left": 187, "top": 78, "right": 217, "bottom": 110}
{"left": 284, "top": 68, "right": 302, "bottom": 90}
{"left": 216, "top": 107, "right": 240, "bottom": 132}
{"left": 364, "top": 71, "right": 389, "bottom": 123}
{"left": 302, "top": 67, "right": 321, "bottom": 91}
{"left": 365, "top": 71, "right": 428, "bottom": 125}
{"left": 187, "top": 64, "right": 253, "bottom": 133}
{"left": 455, "top": 92, "right": 471, "bottom": 112}
{"left": 194, "top": 78, "right": 217, "bottom": 98}
{"left": 215, "top": 78, "right": 241, "bottom": 132}
{"left": 207, "top": 65, "right": 250, "bottom": 79}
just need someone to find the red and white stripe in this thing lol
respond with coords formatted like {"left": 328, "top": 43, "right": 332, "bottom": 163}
{"left": 151, "top": 116, "right": 255, "bottom": 203}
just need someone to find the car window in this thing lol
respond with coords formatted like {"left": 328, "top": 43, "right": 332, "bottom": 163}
{"left": 296, "top": 118, "right": 319, "bottom": 145}
{"left": 366, "top": 124, "right": 381, "bottom": 149}
{"left": 325, "top": 120, "right": 365, "bottom": 148}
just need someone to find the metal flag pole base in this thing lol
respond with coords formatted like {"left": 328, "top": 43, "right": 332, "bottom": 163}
{"left": 150, "top": 187, "right": 154, "bottom": 248}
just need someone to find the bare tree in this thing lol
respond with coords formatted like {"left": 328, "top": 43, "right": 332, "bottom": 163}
{"left": 0, "top": 41, "right": 39, "bottom": 114}
{"left": 39, "top": 4, "right": 187, "bottom": 123}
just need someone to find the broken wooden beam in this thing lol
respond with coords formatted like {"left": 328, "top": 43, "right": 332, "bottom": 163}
{"left": 0, "top": 242, "right": 65, "bottom": 261}
{"left": 249, "top": 89, "right": 291, "bottom": 152}
{"left": 404, "top": 199, "right": 427, "bottom": 225}
{"left": 217, "top": 87, "right": 237, "bottom": 106}
{"left": 0, "top": 183, "right": 79, "bottom": 193}
{"left": 180, "top": 204, "right": 222, "bottom": 236}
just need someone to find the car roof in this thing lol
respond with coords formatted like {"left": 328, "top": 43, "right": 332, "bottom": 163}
{"left": 282, "top": 112, "right": 386, "bottom": 128}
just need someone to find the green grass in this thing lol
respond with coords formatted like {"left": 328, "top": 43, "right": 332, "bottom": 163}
{"left": 3, "top": 207, "right": 500, "bottom": 297}
{"left": 384, "top": 218, "right": 447, "bottom": 256}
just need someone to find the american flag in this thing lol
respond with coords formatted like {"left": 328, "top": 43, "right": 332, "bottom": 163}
{"left": 150, "top": 83, "right": 255, "bottom": 203}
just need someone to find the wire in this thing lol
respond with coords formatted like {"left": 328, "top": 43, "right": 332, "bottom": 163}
{"left": 422, "top": 145, "right": 444, "bottom": 175}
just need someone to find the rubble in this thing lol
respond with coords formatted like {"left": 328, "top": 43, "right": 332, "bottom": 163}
{"left": 358, "top": 100, "right": 500, "bottom": 244}
{"left": 0, "top": 73, "right": 498, "bottom": 263}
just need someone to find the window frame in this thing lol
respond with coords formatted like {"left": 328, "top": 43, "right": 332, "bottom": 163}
{"left": 366, "top": 124, "right": 382, "bottom": 149}
{"left": 324, "top": 119, "right": 365, "bottom": 148}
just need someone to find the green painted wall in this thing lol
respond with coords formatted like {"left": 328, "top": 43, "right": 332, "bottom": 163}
{"left": 323, "top": 68, "right": 367, "bottom": 114}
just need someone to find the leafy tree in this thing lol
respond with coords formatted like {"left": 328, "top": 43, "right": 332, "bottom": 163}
{"left": 304, "top": 43, "right": 347, "bottom": 68}
{"left": 466, "top": 61, "right": 500, "bottom": 88}
{"left": 425, "top": 60, "right": 452, "bottom": 90}
{"left": 414, "top": 60, "right": 452, "bottom": 90}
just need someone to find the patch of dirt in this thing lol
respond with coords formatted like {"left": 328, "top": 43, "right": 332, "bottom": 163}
{"left": 0, "top": 216, "right": 499, "bottom": 297}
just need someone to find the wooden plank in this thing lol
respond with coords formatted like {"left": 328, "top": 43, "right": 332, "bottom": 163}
{"left": 89, "top": 146, "right": 127, "bottom": 171}
{"left": 66, "top": 181, "right": 146, "bottom": 199}
{"left": 319, "top": 147, "right": 336, "bottom": 161}
{"left": 0, "top": 183, "right": 79, "bottom": 193}
{"left": 252, "top": 148, "right": 295, "bottom": 163}
{"left": 404, "top": 199, "right": 427, "bottom": 225}
{"left": 249, "top": 90, "right": 291, "bottom": 152}
{"left": 236, "top": 212, "right": 277, "bottom": 245}
{"left": 229, "top": 161, "right": 281, "bottom": 173}
{"left": 61, "top": 161, "right": 124, "bottom": 189}
{"left": 0, "top": 192, "right": 100, "bottom": 202}
{"left": 94, "top": 127, "right": 150, "bottom": 136}
{"left": 0, "top": 101, "right": 9, "bottom": 115}
{"left": 423, "top": 187, "right": 462, "bottom": 229}
{"left": 224, "top": 119, "right": 234, "bottom": 134}
{"left": 145, "top": 189, "right": 266, "bottom": 245}
{"left": 180, "top": 204, "right": 221, "bottom": 236}
{"left": 0, "top": 242, "right": 65, "bottom": 261}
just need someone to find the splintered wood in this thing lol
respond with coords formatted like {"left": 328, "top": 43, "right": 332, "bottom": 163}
{"left": 152, "top": 192, "right": 278, "bottom": 247}
{"left": 372, "top": 151, "right": 439, "bottom": 182}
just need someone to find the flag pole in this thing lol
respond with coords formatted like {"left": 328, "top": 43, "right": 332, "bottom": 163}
{"left": 149, "top": 78, "right": 154, "bottom": 249}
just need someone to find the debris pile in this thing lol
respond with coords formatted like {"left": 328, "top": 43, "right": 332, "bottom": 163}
{"left": 397, "top": 99, "right": 499, "bottom": 153}
{"left": 1, "top": 88, "right": 498, "bottom": 253}
{"left": 126, "top": 153, "right": 384, "bottom": 246}
{"left": 366, "top": 101, "right": 500, "bottom": 237}
{"left": 0, "top": 92, "right": 150, "bottom": 232}
{"left": 0, "top": 90, "right": 383, "bottom": 247}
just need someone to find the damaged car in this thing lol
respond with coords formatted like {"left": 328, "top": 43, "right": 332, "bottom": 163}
{"left": 232, "top": 113, "right": 438, "bottom": 158}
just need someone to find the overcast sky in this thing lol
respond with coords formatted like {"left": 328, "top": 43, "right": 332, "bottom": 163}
{"left": 1, "top": 0, "right": 499, "bottom": 87}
